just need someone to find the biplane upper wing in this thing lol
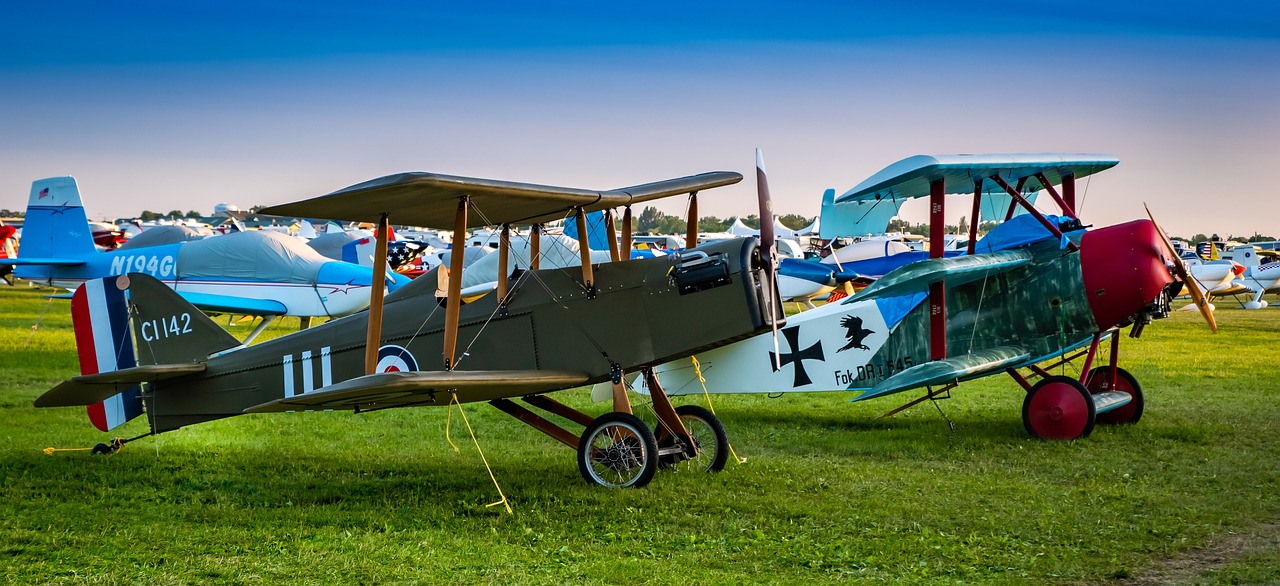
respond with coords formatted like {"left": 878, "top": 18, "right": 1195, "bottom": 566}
{"left": 244, "top": 369, "right": 592, "bottom": 413}
{"left": 259, "top": 171, "right": 743, "bottom": 228}
{"left": 855, "top": 346, "right": 1030, "bottom": 401}
{"left": 835, "top": 153, "right": 1119, "bottom": 205}
{"left": 848, "top": 249, "right": 1032, "bottom": 303}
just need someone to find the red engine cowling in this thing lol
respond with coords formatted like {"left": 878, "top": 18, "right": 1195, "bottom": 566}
{"left": 1079, "top": 219, "right": 1174, "bottom": 331}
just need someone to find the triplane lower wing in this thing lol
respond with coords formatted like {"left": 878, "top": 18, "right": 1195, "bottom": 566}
{"left": 644, "top": 153, "right": 1215, "bottom": 441}
{"left": 38, "top": 162, "right": 787, "bottom": 492}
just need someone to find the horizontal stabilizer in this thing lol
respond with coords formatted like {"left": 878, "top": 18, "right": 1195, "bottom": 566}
{"left": 6, "top": 257, "right": 87, "bottom": 266}
{"left": 849, "top": 250, "right": 1031, "bottom": 303}
{"left": 176, "top": 291, "right": 288, "bottom": 316}
{"left": 1091, "top": 390, "right": 1133, "bottom": 415}
{"left": 856, "top": 346, "right": 1030, "bottom": 401}
{"left": 244, "top": 369, "right": 591, "bottom": 413}
{"left": 36, "top": 363, "right": 206, "bottom": 407}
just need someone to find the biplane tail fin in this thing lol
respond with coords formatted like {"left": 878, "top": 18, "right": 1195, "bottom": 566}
{"left": 70, "top": 277, "right": 146, "bottom": 431}
{"left": 123, "top": 273, "right": 241, "bottom": 366}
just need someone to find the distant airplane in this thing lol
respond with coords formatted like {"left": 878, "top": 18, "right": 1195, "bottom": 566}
{"left": 11, "top": 176, "right": 409, "bottom": 335}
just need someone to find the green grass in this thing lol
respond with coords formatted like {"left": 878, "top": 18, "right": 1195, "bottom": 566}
{"left": 3, "top": 282, "right": 1279, "bottom": 584}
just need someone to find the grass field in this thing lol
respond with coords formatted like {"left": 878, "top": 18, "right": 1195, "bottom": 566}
{"left": 2, "top": 282, "right": 1279, "bottom": 584}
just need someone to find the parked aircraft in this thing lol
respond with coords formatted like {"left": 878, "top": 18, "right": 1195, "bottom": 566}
{"left": 635, "top": 154, "right": 1215, "bottom": 441}
{"left": 11, "top": 177, "right": 408, "bottom": 329}
{"left": 37, "top": 161, "right": 781, "bottom": 490}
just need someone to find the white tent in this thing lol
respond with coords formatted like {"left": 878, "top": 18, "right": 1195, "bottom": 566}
{"left": 773, "top": 219, "right": 796, "bottom": 239}
{"left": 726, "top": 217, "right": 756, "bottom": 236}
{"left": 796, "top": 217, "right": 820, "bottom": 236}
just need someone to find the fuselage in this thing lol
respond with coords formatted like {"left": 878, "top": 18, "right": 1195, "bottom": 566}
{"left": 142, "top": 238, "right": 778, "bottom": 432}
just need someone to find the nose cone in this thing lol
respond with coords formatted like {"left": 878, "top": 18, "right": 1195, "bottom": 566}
{"left": 1079, "top": 219, "right": 1174, "bottom": 331}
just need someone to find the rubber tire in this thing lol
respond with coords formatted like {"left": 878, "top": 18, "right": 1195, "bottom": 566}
{"left": 577, "top": 412, "right": 658, "bottom": 488}
{"left": 1085, "top": 366, "right": 1144, "bottom": 425}
{"left": 91, "top": 443, "right": 113, "bottom": 455}
{"left": 1022, "top": 375, "right": 1096, "bottom": 440}
{"left": 656, "top": 405, "right": 730, "bottom": 473}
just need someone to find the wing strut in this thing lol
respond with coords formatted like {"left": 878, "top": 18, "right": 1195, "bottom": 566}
{"left": 967, "top": 179, "right": 983, "bottom": 255}
{"left": 928, "top": 178, "right": 947, "bottom": 361}
{"left": 620, "top": 206, "right": 633, "bottom": 256}
{"left": 573, "top": 207, "right": 596, "bottom": 299}
{"left": 363, "top": 212, "right": 390, "bottom": 375}
{"left": 1035, "top": 172, "right": 1078, "bottom": 220}
{"left": 991, "top": 175, "right": 1078, "bottom": 253}
{"left": 530, "top": 223, "right": 541, "bottom": 270}
{"left": 685, "top": 191, "right": 699, "bottom": 251}
{"left": 604, "top": 209, "right": 621, "bottom": 262}
{"left": 497, "top": 223, "right": 510, "bottom": 308}
{"left": 443, "top": 197, "right": 469, "bottom": 369}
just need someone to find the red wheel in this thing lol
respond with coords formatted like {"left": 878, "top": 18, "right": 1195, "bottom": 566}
{"left": 1085, "top": 366, "right": 1144, "bottom": 425}
{"left": 1022, "top": 375, "right": 1096, "bottom": 440}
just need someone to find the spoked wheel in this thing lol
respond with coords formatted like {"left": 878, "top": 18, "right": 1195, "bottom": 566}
{"left": 1085, "top": 366, "right": 1144, "bottom": 425}
{"left": 655, "top": 405, "right": 729, "bottom": 473}
{"left": 1023, "top": 375, "right": 1096, "bottom": 440}
{"left": 577, "top": 412, "right": 658, "bottom": 488}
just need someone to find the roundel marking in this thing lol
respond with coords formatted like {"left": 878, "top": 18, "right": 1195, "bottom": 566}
{"left": 376, "top": 344, "right": 418, "bottom": 373}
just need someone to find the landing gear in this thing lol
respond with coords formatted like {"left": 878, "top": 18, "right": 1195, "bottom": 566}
{"left": 90, "top": 437, "right": 124, "bottom": 455}
{"left": 577, "top": 412, "right": 658, "bottom": 488}
{"left": 655, "top": 405, "right": 728, "bottom": 472}
{"left": 1022, "top": 375, "right": 1096, "bottom": 440}
{"left": 1085, "top": 366, "right": 1144, "bottom": 425}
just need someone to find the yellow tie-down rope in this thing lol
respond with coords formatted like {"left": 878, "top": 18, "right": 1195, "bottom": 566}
{"left": 44, "top": 436, "right": 124, "bottom": 456}
{"left": 690, "top": 356, "right": 746, "bottom": 465}
{"left": 447, "top": 393, "right": 513, "bottom": 515}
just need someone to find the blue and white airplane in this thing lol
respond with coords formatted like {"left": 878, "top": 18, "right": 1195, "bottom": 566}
{"left": 13, "top": 176, "right": 408, "bottom": 325}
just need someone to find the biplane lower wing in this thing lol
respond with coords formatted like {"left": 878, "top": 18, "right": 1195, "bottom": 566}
{"left": 36, "top": 363, "right": 207, "bottom": 407}
{"left": 244, "top": 369, "right": 592, "bottom": 413}
{"left": 856, "top": 346, "right": 1030, "bottom": 401}
{"left": 848, "top": 249, "right": 1032, "bottom": 303}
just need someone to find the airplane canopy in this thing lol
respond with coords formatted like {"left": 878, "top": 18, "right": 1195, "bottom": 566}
{"left": 835, "top": 153, "right": 1119, "bottom": 205}
{"left": 261, "top": 171, "right": 743, "bottom": 229}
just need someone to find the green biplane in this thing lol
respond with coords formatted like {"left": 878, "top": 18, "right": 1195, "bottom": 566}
{"left": 36, "top": 164, "right": 786, "bottom": 489}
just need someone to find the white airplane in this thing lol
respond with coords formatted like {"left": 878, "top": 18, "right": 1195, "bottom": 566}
{"left": 1225, "top": 245, "right": 1280, "bottom": 309}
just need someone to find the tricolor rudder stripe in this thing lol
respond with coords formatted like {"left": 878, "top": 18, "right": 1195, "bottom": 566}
{"left": 71, "top": 277, "right": 144, "bottom": 432}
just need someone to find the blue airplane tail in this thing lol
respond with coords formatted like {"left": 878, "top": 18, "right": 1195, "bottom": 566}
{"left": 14, "top": 177, "right": 97, "bottom": 279}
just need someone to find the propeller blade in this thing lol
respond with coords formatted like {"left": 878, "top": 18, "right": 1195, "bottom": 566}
{"left": 1145, "top": 204, "right": 1217, "bottom": 333}
{"left": 756, "top": 148, "right": 781, "bottom": 368}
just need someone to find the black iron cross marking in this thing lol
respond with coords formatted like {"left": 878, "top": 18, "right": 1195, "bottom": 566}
{"left": 769, "top": 325, "right": 825, "bottom": 387}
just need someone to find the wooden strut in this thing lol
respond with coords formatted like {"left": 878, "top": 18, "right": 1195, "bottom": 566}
{"left": 574, "top": 208, "right": 596, "bottom": 298}
{"left": 497, "top": 224, "right": 510, "bottom": 306}
{"left": 604, "top": 209, "right": 621, "bottom": 262}
{"left": 443, "top": 197, "right": 468, "bottom": 370}
{"left": 643, "top": 368, "right": 695, "bottom": 455}
{"left": 880, "top": 383, "right": 956, "bottom": 419}
{"left": 529, "top": 223, "right": 541, "bottom": 270}
{"left": 363, "top": 212, "right": 390, "bottom": 375}
{"left": 621, "top": 206, "right": 633, "bottom": 257}
{"left": 488, "top": 398, "right": 579, "bottom": 449}
{"left": 521, "top": 395, "right": 596, "bottom": 427}
{"left": 685, "top": 191, "right": 699, "bottom": 251}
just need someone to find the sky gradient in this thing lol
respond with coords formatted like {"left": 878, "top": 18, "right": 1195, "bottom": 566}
{"left": 2, "top": 2, "right": 1277, "bottom": 238}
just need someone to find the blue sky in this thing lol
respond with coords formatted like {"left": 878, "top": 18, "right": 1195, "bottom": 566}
{"left": 2, "top": 1, "right": 1277, "bottom": 237}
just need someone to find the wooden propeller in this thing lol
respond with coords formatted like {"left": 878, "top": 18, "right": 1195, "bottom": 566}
{"left": 1145, "top": 204, "right": 1217, "bottom": 333}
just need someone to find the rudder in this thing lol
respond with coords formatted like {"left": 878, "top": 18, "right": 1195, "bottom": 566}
{"left": 125, "top": 273, "right": 241, "bottom": 366}
{"left": 71, "top": 277, "right": 144, "bottom": 431}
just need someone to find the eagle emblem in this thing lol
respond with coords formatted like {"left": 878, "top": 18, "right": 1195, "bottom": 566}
{"left": 837, "top": 315, "right": 874, "bottom": 352}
